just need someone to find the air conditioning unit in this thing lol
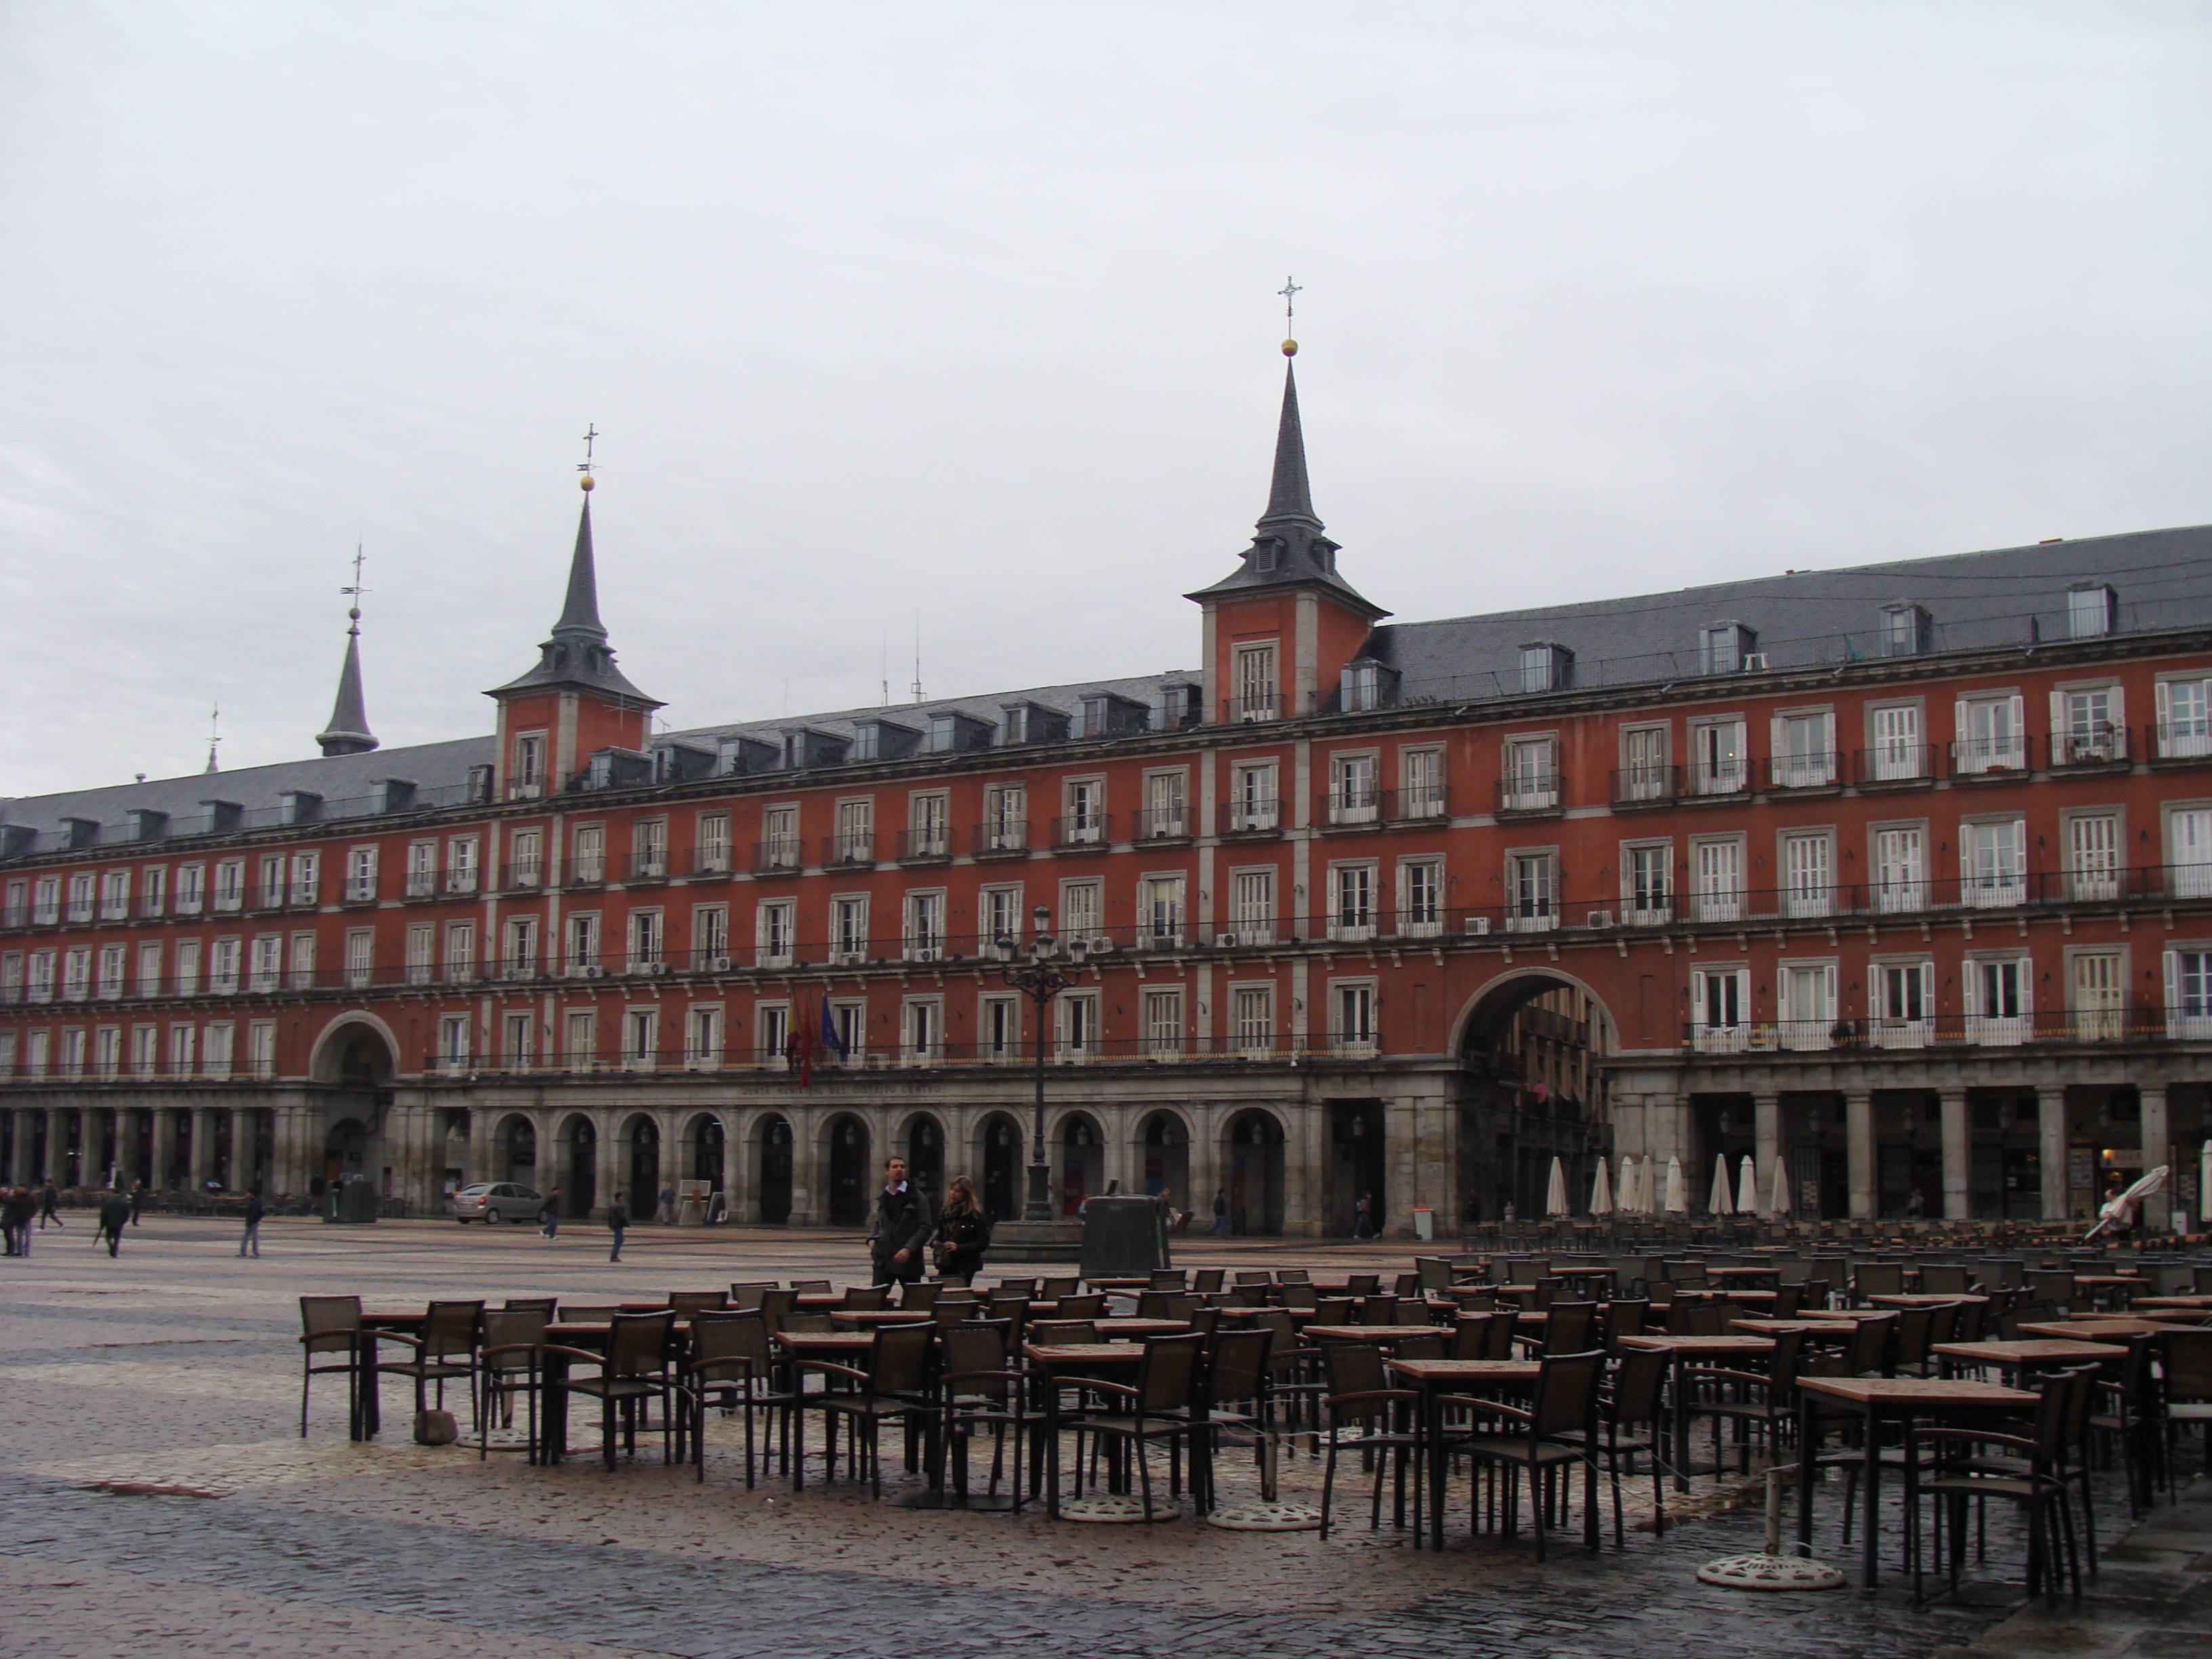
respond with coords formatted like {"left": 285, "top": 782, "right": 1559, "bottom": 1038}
{"left": 1088, "top": 935, "right": 1118, "bottom": 955}
{"left": 1585, "top": 909, "right": 1615, "bottom": 928}
{"left": 909, "top": 947, "right": 942, "bottom": 964}
{"left": 705, "top": 956, "right": 734, "bottom": 973}
{"left": 1215, "top": 933, "right": 1240, "bottom": 948}
{"left": 640, "top": 962, "right": 669, "bottom": 976}
{"left": 1744, "top": 652, "right": 1769, "bottom": 670}
{"left": 578, "top": 965, "right": 606, "bottom": 979}
{"left": 1464, "top": 916, "right": 1492, "bottom": 935}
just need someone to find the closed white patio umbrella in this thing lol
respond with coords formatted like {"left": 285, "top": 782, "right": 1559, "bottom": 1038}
{"left": 1640, "top": 1157, "right": 1658, "bottom": 1214}
{"left": 1708, "top": 1154, "right": 1733, "bottom": 1216}
{"left": 1738, "top": 1153, "right": 1760, "bottom": 1215}
{"left": 1664, "top": 1156, "right": 1687, "bottom": 1214}
{"left": 2087, "top": 1164, "right": 2169, "bottom": 1240}
{"left": 1591, "top": 1155, "right": 1613, "bottom": 1216}
{"left": 1617, "top": 1155, "right": 1638, "bottom": 1214}
{"left": 1546, "top": 1156, "right": 1571, "bottom": 1217}
{"left": 1769, "top": 1153, "right": 1793, "bottom": 1217}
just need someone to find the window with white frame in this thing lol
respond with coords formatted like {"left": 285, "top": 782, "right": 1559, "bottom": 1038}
{"left": 2068, "top": 584, "right": 2114, "bottom": 638}
{"left": 564, "top": 1009, "right": 597, "bottom": 1069}
{"left": 1141, "top": 874, "right": 1185, "bottom": 948}
{"left": 60, "top": 1029, "right": 85, "bottom": 1078}
{"left": 445, "top": 836, "right": 479, "bottom": 894}
{"left": 832, "top": 896, "right": 869, "bottom": 963}
{"left": 1141, "top": 771, "right": 1187, "bottom": 838}
{"left": 66, "top": 872, "right": 95, "bottom": 922}
{"left": 905, "top": 792, "right": 949, "bottom": 857}
{"left": 1868, "top": 703, "right": 1924, "bottom": 781}
{"left": 26, "top": 1029, "right": 50, "bottom": 1077}
{"left": 173, "top": 939, "right": 201, "bottom": 995}
{"left": 289, "top": 851, "right": 320, "bottom": 906}
{"left": 405, "top": 923, "right": 434, "bottom": 984}
{"left": 2165, "top": 947, "right": 2212, "bottom": 1039}
{"left": 503, "top": 828, "right": 541, "bottom": 888}
{"left": 1689, "top": 966, "right": 1750, "bottom": 1052}
{"left": 754, "top": 1002, "right": 789, "bottom": 1067}
{"left": 1059, "top": 879, "right": 1103, "bottom": 943}
{"left": 571, "top": 823, "right": 605, "bottom": 883}
{"left": 213, "top": 859, "right": 245, "bottom": 911}
{"left": 695, "top": 812, "right": 731, "bottom": 874}
{"left": 0, "top": 953, "right": 19, "bottom": 1004}
{"left": 405, "top": 840, "right": 437, "bottom": 897}
{"left": 96, "top": 944, "right": 125, "bottom": 999}
{"left": 1963, "top": 817, "right": 2028, "bottom": 908}
{"left": 1881, "top": 604, "right": 1929, "bottom": 657}
{"left": 61, "top": 947, "right": 90, "bottom": 1002}
{"left": 138, "top": 866, "right": 165, "bottom": 918}
{"left": 628, "top": 909, "right": 663, "bottom": 970}
{"left": 1054, "top": 990, "right": 1099, "bottom": 1058}
{"left": 1231, "top": 984, "right": 1275, "bottom": 1054}
{"left": 444, "top": 922, "right": 476, "bottom": 982}
{"left": 2066, "top": 813, "right": 2121, "bottom": 902}
{"left": 1619, "top": 725, "right": 1669, "bottom": 801}
{"left": 1330, "top": 861, "right": 1376, "bottom": 941}
{"left": 0, "top": 1031, "right": 16, "bottom": 1078}
{"left": 1965, "top": 955, "right": 2032, "bottom": 1044}
{"left": 1331, "top": 981, "right": 1376, "bottom": 1054}
{"left": 1506, "top": 851, "right": 1557, "bottom": 931}
{"left": 759, "top": 805, "right": 800, "bottom": 869}
{"left": 438, "top": 1014, "right": 472, "bottom": 1071}
{"left": 693, "top": 904, "right": 729, "bottom": 968}
{"left": 1229, "top": 762, "right": 1279, "bottom": 830}
{"left": 983, "top": 785, "right": 1026, "bottom": 851}
{"left": 2156, "top": 676, "right": 2212, "bottom": 759}
{"left": 1624, "top": 842, "right": 1670, "bottom": 925}
{"left": 2069, "top": 949, "right": 2125, "bottom": 1040}
{"left": 756, "top": 899, "right": 794, "bottom": 967}
{"left": 1140, "top": 987, "right": 1183, "bottom": 1057}
{"left": 1500, "top": 737, "right": 1557, "bottom": 811}
{"left": 174, "top": 863, "right": 204, "bottom": 915}
{"left": 28, "top": 949, "right": 56, "bottom": 1003}
{"left": 167, "top": 1023, "right": 194, "bottom": 1075}
{"left": 253, "top": 855, "right": 285, "bottom": 909}
{"left": 828, "top": 1000, "right": 865, "bottom": 1063}
{"left": 511, "top": 731, "right": 546, "bottom": 794}
{"left": 287, "top": 931, "right": 316, "bottom": 990}
{"left": 94, "top": 1026, "right": 119, "bottom": 1076}
{"left": 1772, "top": 711, "right": 1835, "bottom": 788}
{"left": 902, "top": 997, "right": 942, "bottom": 1063}
{"left": 134, "top": 942, "right": 161, "bottom": 996}
{"left": 905, "top": 890, "right": 945, "bottom": 960}
{"left": 1873, "top": 960, "right": 1935, "bottom": 1048}
{"left": 833, "top": 798, "right": 874, "bottom": 863}
{"left": 687, "top": 1005, "right": 722, "bottom": 1065}
{"left": 1399, "top": 858, "right": 1443, "bottom": 937}
{"left": 1780, "top": 831, "right": 1835, "bottom": 918}
{"left": 247, "top": 1020, "right": 275, "bottom": 1076}
{"left": 1873, "top": 824, "right": 1927, "bottom": 913}
{"left": 1061, "top": 779, "right": 1104, "bottom": 844}
{"left": 1400, "top": 746, "right": 1446, "bottom": 818}
{"left": 345, "top": 928, "right": 374, "bottom": 988}
{"left": 623, "top": 1008, "right": 657, "bottom": 1068}
{"left": 1778, "top": 961, "right": 1837, "bottom": 1050}
{"left": 503, "top": 1011, "right": 534, "bottom": 1068}
{"left": 209, "top": 936, "right": 245, "bottom": 994}
{"left": 1955, "top": 693, "right": 2026, "bottom": 773}
{"left": 1233, "top": 641, "right": 1278, "bottom": 720}
{"left": 2055, "top": 684, "right": 2124, "bottom": 765}
{"left": 100, "top": 869, "right": 129, "bottom": 920}
{"left": 632, "top": 818, "right": 667, "bottom": 879}
{"left": 203, "top": 1022, "right": 233, "bottom": 1078}
{"left": 345, "top": 845, "right": 378, "bottom": 901}
{"left": 28, "top": 876, "right": 59, "bottom": 925}
{"left": 2171, "top": 806, "right": 2212, "bottom": 899}
{"left": 1330, "top": 752, "right": 1379, "bottom": 823}
{"left": 130, "top": 1025, "right": 157, "bottom": 1076}
{"left": 980, "top": 994, "right": 1020, "bottom": 1061}
{"left": 502, "top": 916, "right": 538, "bottom": 978}
{"left": 1699, "top": 622, "right": 1754, "bottom": 675}
{"left": 980, "top": 885, "right": 1025, "bottom": 948}
{"left": 1691, "top": 719, "right": 1747, "bottom": 794}
{"left": 1689, "top": 836, "right": 1743, "bottom": 928}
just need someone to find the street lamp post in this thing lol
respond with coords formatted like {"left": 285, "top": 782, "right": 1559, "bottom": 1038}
{"left": 996, "top": 904, "right": 1087, "bottom": 1225}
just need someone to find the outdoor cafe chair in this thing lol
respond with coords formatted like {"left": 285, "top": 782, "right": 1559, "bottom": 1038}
{"left": 899, "top": 1283, "right": 938, "bottom": 1311}
{"left": 1452, "top": 1349, "right": 1607, "bottom": 1560}
{"left": 796, "top": 1322, "right": 937, "bottom": 1496}
{"left": 298, "top": 1294, "right": 364, "bottom": 1437}
{"left": 1911, "top": 1366, "right": 2093, "bottom": 1608}
{"left": 1919, "top": 1265, "right": 1973, "bottom": 1296}
{"left": 1276, "top": 1268, "right": 1311, "bottom": 1285}
{"left": 935, "top": 1319, "right": 1035, "bottom": 1510}
{"left": 669, "top": 1290, "right": 729, "bottom": 1318}
{"left": 2164, "top": 1329, "right": 2212, "bottom": 1481}
{"left": 502, "top": 1297, "right": 557, "bottom": 1318}
{"left": 1393, "top": 1298, "right": 1435, "bottom": 1327}
{"left": 1234, "top": 1270, "right": 1273, "bottom": 1288}
{"left": 1317, "top": 1339, "right": 1423, "bottom": 1539}
{"left": 992, "top": 1277, "right": 1038, "bottom": 1298}
{"left": 541, "top": 1312, "right": 678, "bottom": 1471}
{"left": 1281, "top": 1282, "right": 1319, "bottom": 1313}
{"left": 2089, "top": 1333, "right": 2161, "bottom": 1517}
{"left": 1028, "top": 1320, "right": 1099, "bottom": 1345}
{"left": 476, "top": 1307, "right": 549, "bottom": 1460}
{"left": 1187, "top": 1328, "right": 1273, "bottom": 1510}
{"left": 1192, "top": 1269, "right": 1226, "bottom": 1294}
{"left": 1149, "top": 1269, "right": 1187, "bottom": 1290}
{"left": 1538, "top": 1302, "right": 1598, "bottom": 1356}
{"left": 1600, "top": 1298, "right": 1650, "bottom": 1353}
{"left": 1683, "top": 1328, "right": 1806, "bottom": 1479}
{"left": 1070, "top": 1333, "right": 1207, "bottom": 1522}
{"left": 842, "top": 1285, "right": 890, "bottom": 1311}
{"left": 791, "top": 1279, "right": 833, "bottom": 1294}
{"left": 1254, "top": 1309, "right": 1325, "bottom": 1449}
{"left": 684, "top": 1311, "right": 782, "bottom": 1488}
{"left": 1313, "top": 1296, "right": 1355, "bottom": 1324}
{"left": 1041, "top": 1276, "right": 1080, "bottom": 1300}
{"left": 1598, "top": 1347, "right": 1671, "bottom": 1546}
{"left": 1054, "top": 1292, "right": 1108, "bottom": 1319}
{"left": 374, "top": 1299, "right": 485, "bottom": 1430}
{"left": 729, "top": 1282, "right": 774, "bottom": 1309}
{"left": 1853, "top": 1263, "right": 1906, "bottom": 1303}
{"left": 1357, "top": 1294, "right": 1399, "bottom": 1326}
{"left": 1345, "top": 1274, "right": 1381, "bottom": 1298}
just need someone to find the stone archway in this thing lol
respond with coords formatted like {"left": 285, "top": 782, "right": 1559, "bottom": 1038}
{"left": 754, "top": 1113, "right": 794, "bottom": 1225}
{"left": 1222, "top": 1109, "right": 1286, "bottom": 1235}
{"left": 977, "top": 1113, "right": 1023, "bottom": 1221}
{"left": 561, "top": 1115, "right": 597, "bottom": 1217}
{"left": 825, "top": 1113, "right": 872, "bottom": 1227}
{"left": 624, "top": 1115, "right": 661, "bottom": 1216}
{"left": 901, "top": 1112, "right": 946, "bottom": 1211}
{"left": 1452, "top": 970, "right": 1616, "bottom": 1225}
{"left": 1054, "top": 1111, "right": 1105, "bottom": 1218}
{"left": 497, "top": 1113, "right": 538, "bottom": 1187}
{"left": 1135, "top": 1110, "right": 1191, "bottom": 1209}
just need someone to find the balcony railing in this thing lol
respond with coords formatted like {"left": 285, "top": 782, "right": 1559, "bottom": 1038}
{"left": 1684, "top": 1006, "right": 2195, "bottom": 1054}
{"left": 2150, "top": 720, "right": 2212, "bottom": 762}
{"left": 1495, "top": 777, "right": 1561, "bottom": 815}
{"left": 751, "top": 838, "right": 802, "bottom": 875}
{"left": 1766, "top": 752, "right": 1841, "bottom": 790}
{"left": 686, "top": 844, "right": 735, "bottom": 878}
{"left": 1851, "top": 744, "right": 1940, "bottom": 786}
{"left": 1050, "top": 814, "right": 1111, "bottom": 850}
{"left": 495, "top": 862, "right": 543, "bottom": 893}
{"left": 1225, "top": 694, "right": 1282, "bottom": 724}
{"left": 1688, "top": 758, "right": 1751, "bottom": 796}
{"left": 1322, "top": 789, "right": 1381, "bottom": 827}
{"left": 1217, "top": 800, "right": 1282, "bottom": 836}
{"left": 822, "top": 834, "right": 876, "bottom": 869}
{"left": 1950, "top": 735, "right": 2032, "bottom": 777}
{"left": 565, "top": 857, "right": 607, "bottom": 888}
{"left": 897, "top": 827, "right": 953, "bottom": 862}
{"left": 1610, "top": 764, "right": 1681, "bottom": 806}
{"left": 1133, "top": 808, "right": 1191, "bottom": 841}
{"left": 2049, "top": 727, "right": 2128, "bottom": 768}
{"left": 972, "top": 820, "right": 1029, "bottom": 857}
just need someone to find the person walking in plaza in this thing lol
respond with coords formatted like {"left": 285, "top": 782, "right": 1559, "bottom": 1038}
{"left": 239, "top": 1188, "right": 265, "bottom": 1258}
{"left": 539, "top": 1185, "right": 560, "bottom": 1239}
{"left": 657, "top": 1181, "right": 676, "bottom": 1225}
{"left": 129, "top": 1179, "right": 148, "bottom": 1225}
{"left": 4, "top": 1186, "right": 33, "bottom": 1256}
{"left": 95, "top": 1188, "right": 131, "bottom": 1257}
{"left": 38, "top": 1180, "right": 63, "bottom": 1229}
{"left": 867, "top": 1155, "right": 931, "bottom": 1289}
{"left": 605, "top": 1189, "right": 629, "bottom": 1262}
{"left": 932, "top": 1174, "right": 991, "bottom": 1286}
{"left": 1207, "top": 1187, "right": 1229, "bottom": 1237}
{"left": 1353, "top": 1192, "right": 1379, "bottom": 1239}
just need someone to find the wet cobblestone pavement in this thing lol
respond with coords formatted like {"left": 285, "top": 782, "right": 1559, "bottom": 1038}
{"left": 0, "top": 1218, "right": 2121, "bottom": 1658}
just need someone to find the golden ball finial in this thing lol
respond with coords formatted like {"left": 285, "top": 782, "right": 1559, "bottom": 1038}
{"left": 1281, "top": 338, "right": 1298, "bottom": 356}
{"left": 579, "top": 473, "right": 595, "bottom": 491}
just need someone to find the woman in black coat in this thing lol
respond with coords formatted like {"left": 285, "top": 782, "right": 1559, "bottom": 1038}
{"left": 933, "top": 1175, "right": 991, "bottom": 1285}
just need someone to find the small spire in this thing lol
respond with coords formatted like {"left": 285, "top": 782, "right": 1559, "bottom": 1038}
{"left": 205, "top": 703, "right": 221, "bottom": 773}
{"left": 1259, "top": 359, "right": 1319, "bottom": 529}
{"left": 317, "top": 550, "right": 380, "bottom": 757}
{"left": 553, "top": 489, "right": 608, "bottom": 642}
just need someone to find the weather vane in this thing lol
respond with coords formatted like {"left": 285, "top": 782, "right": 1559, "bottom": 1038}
{"left": 341, "top": 544, "right": 369, "bottom": 634}
{"left": 1278, "top": 276, "right": 1301, "bottom": 356}
{"left": 579, "top": 423, "right": 600, "bottom": 491}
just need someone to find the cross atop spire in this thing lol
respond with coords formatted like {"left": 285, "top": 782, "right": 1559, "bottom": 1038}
{"left": 318, "top": 548, "right": 380, "bottom": 756}
{"left": 489, "top": 452, "right": 659, "bottom": 709}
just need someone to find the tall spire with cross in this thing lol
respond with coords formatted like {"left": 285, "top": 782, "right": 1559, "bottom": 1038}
{"left": 316, "top": 545, "right": 380, "bottom": 757}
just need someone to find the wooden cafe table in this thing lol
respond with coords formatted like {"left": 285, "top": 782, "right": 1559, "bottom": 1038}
{"left": 2018, "top": 1317, "right": 2182, "bottom": 1341}
{"left": 1302, "top": 1325, "right": 1453, "bottom": 1346}
{"left": 1618, "top": 1333, "right": 1775, "bottom": 1491}
{"left": 1021, "top": 1341, "right": 1149, "bottom": 1517}
{"left": 2135, "top": 1294, "right": 2212, "bottom": 1311}
{"left": 1387, "top": 1357, "right": 1541, "bottom": 1548}
{"left": 1795, "top": 1375, "right": 2034, "bottom": 1589}
{"left": 829, "top": 1309, "right": 943, "bottom": 1328}
{"left": 1864, "top": 1293, "right": 1990, "bottom": 1309}
{"left": 1931, "top": 1338, "right": 2126, "bottom": 1385}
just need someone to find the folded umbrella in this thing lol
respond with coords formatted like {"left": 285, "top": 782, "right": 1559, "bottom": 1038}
{"left": 1591, "top": 1155, "right": 1613, "bottom": 1216}
{"left": 1769, "top": 1152, "right": 1792, "bottom": 1216}
{"left": 1664, "top": 1156, "right": 1686, "bottom": 1214}
{"left": 1709, "top": 1154, "right": 1733, "bottom": 1217}
{"left": 1546, "top": 1156, "right": 1570, "bottom": 1217}
{"left": 1737, "top": 1153, "right": 1760, "bottom": 1216}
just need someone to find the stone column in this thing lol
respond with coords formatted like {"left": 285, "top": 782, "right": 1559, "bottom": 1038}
{"left": 2036, "top": 1088, "right": 2068, "bottom": 1222}
{"left": 44, "top": 1106, "right": 66, "bottom": 1183}
{"left": 1752, "top": 1092, "right": 1781, "bottom": 1218}
{"left": 657, "top": 1109, "right": 680, "bottom": 1221}
{"left": 2139, "top": 1085, "right": 2171, "bottom": 1233}
{"left": 1938, "top": 1088, "right": 1971, "bottom": 1221}
{"left": 1845, "top": 1092, "right": 1875, "bottom": 1220}
{"left": 466, "top": 1109, "right": 495, "bottom": 1187}
{"left": 785, "top": 1109, "right": 817, "bottom": 1228}
{"left": 594, "top": 1111, "right": 623, "bottom": 1223}
{"left": 188, "top": 1107, "right": 216, "bottom": 1190}
{"left": 150, "top": 1109, "right": 178, "bottom": 1191}
{"left": 8, "top": 1109, "right": 30, "bottom": 1184}
{"left": 75, "top": 1106, "right": 96, "bottom": 1185}
{"left": 228, "top": 1107, "right": 253, "bottom": 1191}
{"left": 117, "top": 1109, "right": 142, "bottom": 1187}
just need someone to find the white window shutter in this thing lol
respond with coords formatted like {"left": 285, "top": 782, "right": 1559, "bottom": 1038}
{"left": 2018, "top": 957, "right": 2033, "bottom": 1016}
{"left": 2164, "top": 949, "right": 2178, "bottom": 1031}
{"left": 2155, "top": 679, "right": 2170, "bottom": 729}
{"left": 1953, "top": 697, "right": 1969, "bottom": 749}
{"left": 1691, "top": 968, "right": 1706, "bottom": 1023}
{"left": 2011, "top": 819, "right": 2028, "bottom": 877}
{"left": 1822, "top": 964, "right": 1838, "bottom": 1022}
{"left": 2009, "top": 693, "right": 2024, "bottom": 742}
{"left": 2048, "top": 688, "right": 2065, "bottom": 743}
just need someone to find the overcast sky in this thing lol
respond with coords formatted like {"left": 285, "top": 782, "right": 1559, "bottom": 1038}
{"left": 2, "top": 1, "right": 2207, "bottom": 800}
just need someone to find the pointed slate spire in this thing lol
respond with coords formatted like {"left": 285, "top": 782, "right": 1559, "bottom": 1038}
{"left": 316, "top": 611, "right": 378, "bottom": 757}
{"left": 1258, "top": 361, "right": 1319, "bottom": 529}
{"left": 489, "top": 472, "right": 661, "bottom": 708}
{"left": 553, "top": 493, "right": 608, "bottom": 642}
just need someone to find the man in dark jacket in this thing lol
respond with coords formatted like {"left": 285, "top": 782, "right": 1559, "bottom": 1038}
{"left": 129, "top": 1180, "right": 148, "bottom": 1225}
{"left": 37, "top": 1181, "right": 63, "bottom": 1229}
{"left": 866, "top": 1157, "right": 932, "bottom": 1288}
{"left": 96, "top": 1189, "right": 131, "bottom": 1256}
{"left": 605, "top": 1191, "right": 629, "bottom": 1263}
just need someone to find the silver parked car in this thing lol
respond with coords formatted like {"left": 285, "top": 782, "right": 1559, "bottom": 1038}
{"left": 449, "top": 1182, "right": 544, "bottom": 1225}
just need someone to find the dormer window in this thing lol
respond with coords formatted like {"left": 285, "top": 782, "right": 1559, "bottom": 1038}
{"left": 1518, "top": 642, "right": 1572, "bottom": 695}
{"left": 1699, "top": 621, "right": 1757, "bottom": 676}
{"left": 1252, "top": 540, "right": 1279, "bottom": 573}
{"left": 2068, "top": 583, "right": 2114, "bottom": 639}
{"left": 1338, "top": 659, "right": 1400, "bottom": 713}
{"left": 1880, "top": 604, "right": 1930, "bottom": 657}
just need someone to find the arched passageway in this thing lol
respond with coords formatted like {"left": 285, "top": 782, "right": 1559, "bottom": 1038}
{"left": 1223, "top": 1110, "right": 1284, "bottom": 1235}
{"left": 977, "top": 1113, "right": 1022, "bottom": 1221}
{"left": 826, "top": 1114, "right": 871, "bottom": 1227}
{"left": 1455, "top": 974, "right": 1614, "bottom": 1225}
{"left": 755, "top": 1114, "right": 794, "bottom": 1224}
